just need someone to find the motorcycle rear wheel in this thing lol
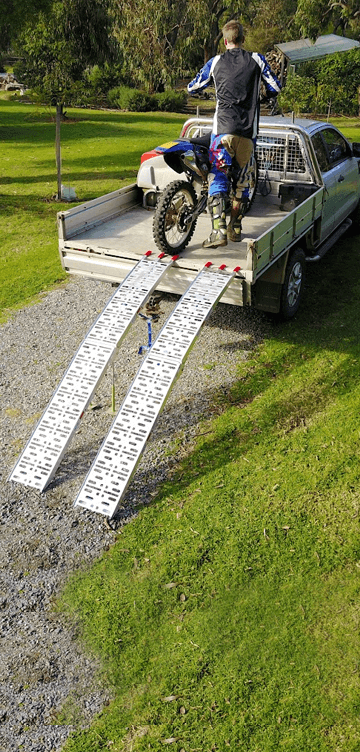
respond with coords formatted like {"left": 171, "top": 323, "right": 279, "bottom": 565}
{"left": 153, "top": 180, "right": 198, "bottom": 254}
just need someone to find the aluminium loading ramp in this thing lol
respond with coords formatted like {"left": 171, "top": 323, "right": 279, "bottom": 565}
{"left": 75, "top": 263, "right": 239, "bottom": 519}
{"left": 9, "top": 252, "right": 175, "bottom": 493}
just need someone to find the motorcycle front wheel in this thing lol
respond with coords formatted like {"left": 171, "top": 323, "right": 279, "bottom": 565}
{"left": 153, "top": 180, "right": 198, "bottom": 254}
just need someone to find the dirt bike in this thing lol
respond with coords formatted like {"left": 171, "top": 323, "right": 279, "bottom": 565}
{"left": 152, "top": 133, "right": 258, "bottom": 255}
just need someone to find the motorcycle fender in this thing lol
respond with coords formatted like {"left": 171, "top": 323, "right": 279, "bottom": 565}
{"left": 160, "top": 141, "right": 194, "bottom": 175}
{"left": 164, "top": 151, "right": 186, "bottom": 174}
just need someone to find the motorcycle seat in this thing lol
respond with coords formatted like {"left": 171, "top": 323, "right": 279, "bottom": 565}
{"left": 179, "top": 133, "right": 211, "bottom": 148}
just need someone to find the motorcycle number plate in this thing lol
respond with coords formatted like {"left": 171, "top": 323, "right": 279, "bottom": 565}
{"left": 158, "top": 141, "right": 180, "bottom": 150}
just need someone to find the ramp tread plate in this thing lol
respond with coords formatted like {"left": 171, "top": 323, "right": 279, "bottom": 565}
{"left": 75, "top": 266, "right": 234, "bottom": 518}
{"left": 9, "top": 254, "right": 172, "bottom": 491}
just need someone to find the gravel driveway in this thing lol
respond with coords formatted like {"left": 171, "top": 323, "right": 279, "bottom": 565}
{"left": 0, "top": 276, "right": 266, "bottom": 751}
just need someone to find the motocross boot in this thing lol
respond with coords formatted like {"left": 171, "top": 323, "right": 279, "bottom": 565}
{"left": 227, "top": 198, "right": 244, "bottom": 242}
{"left": 202, "top": 194, "right": 227, "bottom": 248}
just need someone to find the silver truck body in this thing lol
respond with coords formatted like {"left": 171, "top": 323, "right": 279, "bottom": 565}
{"left": 58, "top": 116, "right": 360, "bottom": 314}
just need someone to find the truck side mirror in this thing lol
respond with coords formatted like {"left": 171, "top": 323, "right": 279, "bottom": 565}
{"left": 351, "top": 142, "right": 360, "bottom": 158}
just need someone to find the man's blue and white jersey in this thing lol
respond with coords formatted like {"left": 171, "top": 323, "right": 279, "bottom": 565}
{"left": 188, "top": 49, "right": 281, "bottom": 139}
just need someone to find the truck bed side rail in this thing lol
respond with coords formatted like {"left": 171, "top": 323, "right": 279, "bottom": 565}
{"left": 249, "top": 187, "right": 324, "bottom": 277}
{"left": 58, "top": 184, "right": 141, "bottom": 241}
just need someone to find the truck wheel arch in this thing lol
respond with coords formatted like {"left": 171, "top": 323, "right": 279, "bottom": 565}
{"left": 279, "top": 247, "right": 306, "bottom": 320}
{"left": 252, "top": 245, "right": 305, "bottom": 317}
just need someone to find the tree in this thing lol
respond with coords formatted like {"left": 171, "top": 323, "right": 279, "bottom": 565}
{"left": 294, "top": 0, "right": 360, "bottom": 40}
{"left": 113, "top": 0, "right": 197, "bottom": 92}
{"left": 243, "top": 0, "right": 298, "bottom": 52}
{"left": 15, "top": 0, "right": 116, "bottom": 100}
{"left": 111, "top": 0, "right": 299, "bottom": 93}
{"left": 278, "top": 47, "right": 360, "bottom": 116}
{"left": 14, "top": 0, "right": 117, "bottom": 199}
{"left": 0, "top": 0, "right": 52, "bottom": 53}
{"left": 111, "top": 0, "right": 270, "bottom": 92}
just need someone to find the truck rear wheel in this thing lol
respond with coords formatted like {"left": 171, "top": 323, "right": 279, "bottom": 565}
{"left": 280, "top": 248, "right": 306, "bottom": 319}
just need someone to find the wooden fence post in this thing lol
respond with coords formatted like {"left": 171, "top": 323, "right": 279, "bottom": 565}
{"left": 56, "top": 103, "right": 62, "bottom": 201}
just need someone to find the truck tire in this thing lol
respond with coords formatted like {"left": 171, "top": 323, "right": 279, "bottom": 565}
{"left": 153, "top": 180, "right": 198, "bottom": 254}
{"left": 280, "top": 248, "right": 306, "bottom": 319}
{"left": 349, "top": 200, "right": 360, "bottom": 233}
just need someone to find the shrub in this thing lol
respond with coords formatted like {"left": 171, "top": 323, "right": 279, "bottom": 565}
{"left": 278, "top": 72, "right": 316, "bottom": 115}
{"left": 315, "top": 48, "right": 360, "bottom": 117}
{"left": 107, "top": 86, "right": 156, "bottom": 111}
{"left": 154, "top": 89, "right": 187, "bottom": 112}
{"left": 107, "top": 86, "right": 120, "bottom": 107}
{"left": 107, "top": 86, "right": 187, "bottom": 113}
{"left": 66, "top": 80, "right": 103, "bottom": 107}
{"left": 86, "top": 63, "right": 123, "bottom": 93}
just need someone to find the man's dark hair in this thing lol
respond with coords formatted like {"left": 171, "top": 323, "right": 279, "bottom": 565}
{"left": 222, "top": 20, "right": 244, "bottom": 45}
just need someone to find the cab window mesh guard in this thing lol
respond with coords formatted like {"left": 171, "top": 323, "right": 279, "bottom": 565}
{"left": 256, "top": 133, "right": 307, "bottom": 177}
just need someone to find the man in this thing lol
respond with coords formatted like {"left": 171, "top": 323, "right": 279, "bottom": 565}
{"left": 187, "top": 20, "right": 281, "bottom": 248}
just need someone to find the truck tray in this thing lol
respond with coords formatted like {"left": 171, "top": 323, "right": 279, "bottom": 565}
{"left": 58, "top": 184, "right": 324, "bottom": 306}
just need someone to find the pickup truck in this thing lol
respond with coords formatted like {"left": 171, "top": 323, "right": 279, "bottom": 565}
{"left": 57, "top": 115, "right": 360, "bottom": 318}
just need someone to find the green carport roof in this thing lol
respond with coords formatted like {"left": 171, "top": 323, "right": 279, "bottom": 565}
{"left": 275, "top": 34, "right": 360, "bottom": 64}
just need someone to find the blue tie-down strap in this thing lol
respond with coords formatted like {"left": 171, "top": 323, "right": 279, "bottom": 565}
{"left": 138, "top": 313, "right": 153, "bottom": 355}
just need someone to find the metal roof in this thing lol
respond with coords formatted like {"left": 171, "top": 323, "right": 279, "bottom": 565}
{"left": 275, "top": 34, "right": 360, "bottom": 64}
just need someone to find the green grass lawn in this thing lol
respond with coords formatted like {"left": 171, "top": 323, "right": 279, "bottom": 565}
{"left": 2, "top": 98, "right": 360, "bottom": 750}
{"left": 59, "top": 229, "right": 360, "bottom": 751}
{"left": 0, "top": 95, "right": 184, "bottom": 319}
